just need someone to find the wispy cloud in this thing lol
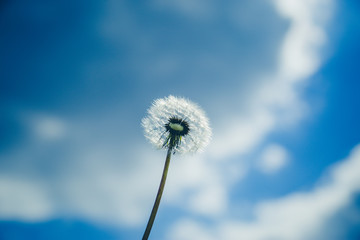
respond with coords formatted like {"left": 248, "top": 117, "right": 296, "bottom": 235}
{"left": 27, "top": 114, "right": 67, "bottom": 141}
{"left": 257, "top": 143, "right": 289, "bottom": 174}
{"left": 168, "top": 144, "right": 360, "bottom": 240}
{"left": 0, "top": 177, "right": 53, "bottom": 221}
{"left": 209, "top": 0, "right": 333, "bottom": 159}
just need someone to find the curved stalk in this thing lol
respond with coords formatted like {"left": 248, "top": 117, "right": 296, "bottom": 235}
{"left": 142, "top": 147, "right": 172, "bottom": 240}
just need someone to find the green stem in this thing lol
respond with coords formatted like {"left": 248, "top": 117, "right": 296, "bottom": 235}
{"left": 142, "top": 147, "right": 173, "bottom": 240}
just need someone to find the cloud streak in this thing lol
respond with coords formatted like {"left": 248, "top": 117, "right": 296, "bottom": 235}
{"left": 257, "top": 143, "right": 289, "bottom": 174}
{"left": 169, "top": 144, "right": 360, "bottom": 240}
{"left": 209, "top": 0, "right": 333, "bottom": 159}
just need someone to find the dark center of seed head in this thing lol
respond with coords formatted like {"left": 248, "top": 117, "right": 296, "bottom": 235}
{"left": 165, "top": 117, "right": 190, "bottom": 136}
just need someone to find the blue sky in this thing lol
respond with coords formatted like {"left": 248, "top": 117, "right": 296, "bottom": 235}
{"left": 1, "top": 0, "right": 360, "bottom": 239}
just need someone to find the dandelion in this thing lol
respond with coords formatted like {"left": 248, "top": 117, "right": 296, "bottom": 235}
{"left": 141, "top": 95, "right": 211, "bottom": 240}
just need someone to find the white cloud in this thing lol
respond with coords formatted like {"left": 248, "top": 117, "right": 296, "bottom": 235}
{"left": 209, "top": 110, "right": 275, "bottom": 159}
{"left": 60, "top": 149, "right": 164, "bottom": 226}
{"left": 165, "top": 154, "right": 231, "bottom": 217}
{"left": 274, "top": 0, "right": 332, "bottom": 82}
{"left": 0, "top": 177, "right": 53, "bottom": 221}
{"left": 27, "top": 114, "right": 67, "bottom": 141}
{"left": 208, "top": 0, "right": 333, "bottom": 160}
{"left": 169, "top": 144, "right": 360, "bottom": 240}
{"left": 257, "top": 144, "right": 289, "bottom": 174}
{"left": 188, "top": 183, "right": 227, "bottom": 216}
{"left": 0, "top": 138, "right": 166, "bottom": 226}
{"left": 168, "top": 219, "right": 216, "bottom": 240}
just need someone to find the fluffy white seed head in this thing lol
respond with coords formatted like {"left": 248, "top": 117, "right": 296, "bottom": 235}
{"left": 142, "top": 95, "right": 212, "bottom": 154}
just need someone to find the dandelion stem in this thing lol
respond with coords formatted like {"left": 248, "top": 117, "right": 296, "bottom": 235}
{"left": 142, "top": 146, "right": 173, "bottom": 240}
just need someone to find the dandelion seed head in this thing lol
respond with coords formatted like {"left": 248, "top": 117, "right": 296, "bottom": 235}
{"left": 142, "top": 95, "right": 212, "bottom": 154}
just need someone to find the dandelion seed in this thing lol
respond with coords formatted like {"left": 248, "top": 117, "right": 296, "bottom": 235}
{"left": 141, "top": 95, "right": 211, "bottom": 240}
